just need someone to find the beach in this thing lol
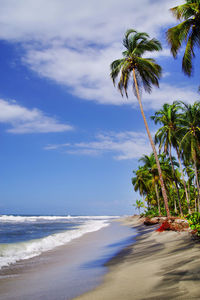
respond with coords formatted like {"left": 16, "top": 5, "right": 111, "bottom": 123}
{"left": 75, "top": 217, "right": 200, "bottom": 300}
{"left": 1, "top": 216, "right": 200, "bottom": 300}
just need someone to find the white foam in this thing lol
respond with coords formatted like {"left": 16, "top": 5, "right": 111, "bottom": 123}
{"left": 0, "top": 219, "right": 110, "bottom": 269}
{"left": 0, "top": 215, "right": 119, "bottom": 223}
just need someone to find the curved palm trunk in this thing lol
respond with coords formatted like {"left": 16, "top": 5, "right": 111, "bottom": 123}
{"left": 132, "top": 69, "right": 170, "bottom": 218}
{"left": 155, "top": 183, "right": 161, "bottom": 215}
{"left": 175, "top": 146, "right": 191, "bottom": 214}
{"left": 169, "top": 145, "right": 183, "bottom": 216}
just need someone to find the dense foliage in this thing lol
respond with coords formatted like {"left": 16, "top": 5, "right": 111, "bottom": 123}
{"left": 132, "top": 101, "right": 200, "bottom": 221}
{"left": 186, "top": 213, "right": 200, "bottom": 235}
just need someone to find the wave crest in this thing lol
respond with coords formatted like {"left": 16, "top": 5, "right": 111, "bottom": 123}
{"left": 0, "top": 219, "right": 109, "bottom": 269}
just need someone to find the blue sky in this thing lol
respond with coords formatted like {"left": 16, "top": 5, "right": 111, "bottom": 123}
{"left": 0, "top": 0, "right": 199, "bottom": 215}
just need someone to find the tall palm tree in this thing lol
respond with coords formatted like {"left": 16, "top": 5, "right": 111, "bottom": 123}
{"left": 110, "top": 29, "right": 170, "bottom": 218}
{"left": 151, "top": 102, "right": 185, "bottom": 215}
{"left": 179, "top": 101, "right": 200, "bottom": 211}
{"left": 167, "top": 0, "right": 200, "bottom": 76}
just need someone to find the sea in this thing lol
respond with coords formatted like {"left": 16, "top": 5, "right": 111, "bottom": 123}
{"left": 0, "top": 214, "right": 119, "bottom": 270}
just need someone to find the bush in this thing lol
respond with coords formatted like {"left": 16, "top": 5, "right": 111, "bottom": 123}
{"left": 186, "top": 212, "right": 200, "bottom": 236}
{"left": 145, "top": 207, "right": 167, "bottom": 218}
{"left": 145, "top": 208, "right": 159, "bottom": 217}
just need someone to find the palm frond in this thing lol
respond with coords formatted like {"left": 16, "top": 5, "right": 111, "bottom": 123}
{"left": 167, "top": 20, "right": 192, "bottom": 57}
{"left": 110, "top": 59, "right": 125, "bottom": 85}
{"left": 110, "top": 29, "right": 162, "bottom": 100}
{"left": 168, "top": 1, "right": 200, "bottom": 76}
{"left": 182, "top": 34, "right": 195, "bottom": 75}
{"left": 136, "top": 57, "right": 162, "bottom": 92}
{"left": 123, "top": 29, "right": 137, "bottom": 50}
{"left": 170, "top": 3, "right": 197, "bottom": 20}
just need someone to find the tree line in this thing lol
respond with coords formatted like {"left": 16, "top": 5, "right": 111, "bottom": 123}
{"left": 132, "top": 101, "right": 200, "bottom": 217}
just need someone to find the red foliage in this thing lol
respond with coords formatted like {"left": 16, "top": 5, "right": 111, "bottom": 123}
{"left": 156, "top": 220, "right": 171, "bottom": 232}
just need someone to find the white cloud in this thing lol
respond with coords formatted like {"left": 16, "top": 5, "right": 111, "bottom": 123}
{"left": 23, "top": 45, "right": 199, "bottom": 108}
{"left": 23, "top": 44, "right": 174, "bottom": 106}
{"left": 0, "top": 0, "right": 190, "bottom": 109}
{"left": 44, "top": 131, "right": 152, "bottom": 160}
{"left": 0, "top": 0, "right": 182, "bottom": 43}
{"left": 0, "top": 99, "right": 73, "bottom": 133}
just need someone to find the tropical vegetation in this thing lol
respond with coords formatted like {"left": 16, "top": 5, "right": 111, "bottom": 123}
{"left": 110, "top": 0, "right": 200, "bottom": 233}
{"left": 132, "top": 101, "right": 200, "bottom": 222}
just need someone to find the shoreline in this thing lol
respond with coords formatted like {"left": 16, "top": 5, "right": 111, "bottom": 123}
{"left": 0, "top": 220, "right": 136, "bottom": 300}
{"left": 74, "top": 216, "right": 200, "bottom": 300}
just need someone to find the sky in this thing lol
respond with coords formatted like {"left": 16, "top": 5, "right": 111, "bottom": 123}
{"left": 0, "top": 0, "right": 199, "bottom": 216}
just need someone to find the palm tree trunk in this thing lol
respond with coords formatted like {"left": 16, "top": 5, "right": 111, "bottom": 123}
{"left": 195, "top": 196, "right": 197, "bottom": 212}
{"left": 174, "top": 197, "right": 177, "bottom": 214}
{"left": 169, "top": 145, "right": 183, "bottom": 216}
{"left": 175, "top": 146, "right": 191, "bottom": 214}
{"left": 155, "top": 183, "right": 161, "bottom": 215}
{"left": 132, "top": 69, "right": 170, "bottom": 218}
{"left": 187, "top": 181, "right": 191, "bottom": 208}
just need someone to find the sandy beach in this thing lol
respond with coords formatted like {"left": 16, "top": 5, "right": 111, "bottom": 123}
{"left": 1, "top": 217, "right": 200, "bottom": 300}
{"left": 75, "top": 217, "right": 200, "bottom": 300}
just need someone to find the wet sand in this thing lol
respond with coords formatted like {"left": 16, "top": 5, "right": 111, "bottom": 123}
{"left": 75, "top": 217, "right": 200, "bottom": 300}
{"left": 0, "top": 221, "right": 136, "bottom": 300}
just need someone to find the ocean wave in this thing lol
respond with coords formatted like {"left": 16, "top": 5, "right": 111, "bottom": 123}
{"left": 0, "top": 215, "right": 119, "bottom": 223}
{"left": 0, "top": 219, "right": 109, "bottom": 269}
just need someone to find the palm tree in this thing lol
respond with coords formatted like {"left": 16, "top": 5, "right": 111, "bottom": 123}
{"left": 132, "top": 166, "right": 150, "bottom": 202}
{"left": 167, "top": 0, "right": 200, "bottom": 76}
{"left": 133, "top": 199, "right": 145, "bottom": 215}
{"left": 139, "top": 153, "right": 173, "bottom": 216}
{"left": 184, "top": 162, "right": 195, "bottom": 209}
{"left": 110, "top": 29, "right": 170, "bottom": 218}
{"left": 139, "top": 154, "right": 162, "bottom": 215}
{"left": 159, "top": 153, "right": 181, "bottom": 214}
{"left": 179, "top": 101, "right": 200, "bottom": 211}
{"left": 151, "top": 102, "right": 185, "bottom": 215}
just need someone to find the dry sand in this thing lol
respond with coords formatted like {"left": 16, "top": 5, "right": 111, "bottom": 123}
{"left": 74, "top": 217, "right": 200, "bottom": 300}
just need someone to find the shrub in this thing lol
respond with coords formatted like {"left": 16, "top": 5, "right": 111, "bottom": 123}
{"left": 145, "top": 207, "right": 167, "bottom": 218}
{"left": 186, "top": 212, "right": 200, "bottom": 236}
{"left": 145, "top": 208, "right": 159, "bottom": 218}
